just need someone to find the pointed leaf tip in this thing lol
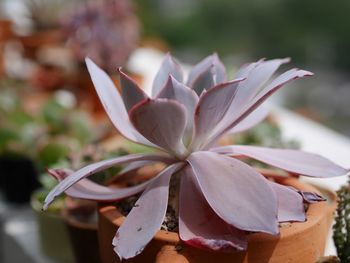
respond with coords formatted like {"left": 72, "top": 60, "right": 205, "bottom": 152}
{"left": 84, "top": 57, "right": 156, "bottom": 147}
{"left": 152, "top": 54, "right": 183, "bottom": 97}
{"left": 118, "top": 67, "right": 148, "bottom": 112}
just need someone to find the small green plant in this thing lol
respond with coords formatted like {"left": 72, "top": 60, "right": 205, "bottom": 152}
{"left": 333, "top": 177, "right": 350, "bottom": 262}
{"left": 0, "top": 83, "right": 94, "bottom": 169}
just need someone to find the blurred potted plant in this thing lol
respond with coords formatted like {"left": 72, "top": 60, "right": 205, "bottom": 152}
{"left": 31, "top": 166, "right": 75, "bottom": 262}
{"left": 49, "top": 146, "right": 128, "bottom": 263}
{"left": 28, "top": 93, "right": 98, "bottom": 261}
{"left": 0, "top": 84, "right": 40, "bottom": 203}
{"left": 62, "top": 0, "right": 140, "bottom": 112}
{"left": 0, "top": 78, "right": 96, "bottom": 204}
{"left": 43, "top": 53, "right": 349, "bottom": 263}
{"left": 18, "top": 0, "right": 67, "bottom": 59}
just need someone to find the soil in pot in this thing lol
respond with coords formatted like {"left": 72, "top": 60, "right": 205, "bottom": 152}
{"left": 98, "top": 173, "right": 337, "bottom": 263}
{"left": 31, "top": 190, "right": 74, "bottom": 262}
{"left": 0, "top": 156, "right": 40, "bottom": 203}
{"left": 63, "top": 197, "right": 101, "bottom": 263}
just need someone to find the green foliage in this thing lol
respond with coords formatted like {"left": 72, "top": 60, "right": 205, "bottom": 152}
{"left": 37, "top": 142, "right": 70, "bottom": 167}
{"left": 136, "top": 0, "right": 350, "bottom": 69}
{"left": 0, "top": 82, "right": 94, "bottom": 169}
{"left": 333, "top": 178, "right": 350, "bottom": 262}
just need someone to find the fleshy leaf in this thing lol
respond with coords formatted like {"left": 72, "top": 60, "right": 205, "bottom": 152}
{"left": 187, "top": 151, "right": 278, "bottom": 234}
{"left": 191, "top": 79, "right": 244, "bottom": 150}
{"left": 113, "top": 163, "right": 184, "bottom": 260}
{"left": 298, "top": 191, "right": 326, "bottom": 203}
{"left": 152, "top": 53, "right": 183, "bottom": 97}
{"left": 85, "top": 58, "right": 156, "bottom": 147}
{"left": 129, "top": 99, "right": 187, "bottom": 157}
{"left": 157, "top": 76, "right": 199, "bottom": 137}
{"left": 227, "top": 106, "right": 269, "bottom": 134}
{"left": 213, "top": 145, "right": 348, "bottom": 178}
{"left": 179, "top": 166, "right": 247, "bottom": 252}
{"left": 43, "top": 153, "right": 174, "bottom": 209}
{"left": 48, "top": 167, "right": 165, "bottom": 201}
{"left": 268, "top": 181, "right": 305, "bottom": 222}
{"left": 187, "top": 54, "right": 226, "bottom": 89}
{"left": 234, "top": 59, "right": 264, "bottom": 79}
{"left": 234, "top": 58, "right": 290, "bottom": 104}
{"left": 118, "top": 160, "right": 158, "bottom": 175}
{"left": 190, "top": 65, "right": 215, "bottom": 95}
{"left": 205, "top": 68, "right": 313, "bottom": 148}
{"left": 118, "top": 68, "right": 148, "bottom": 112}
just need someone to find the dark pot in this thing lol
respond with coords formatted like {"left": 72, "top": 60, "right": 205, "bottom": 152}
{"left": 62, "top": 198, "right": 101, "bottom": 263}
{"left": 0, "top": 156, "right": 40, "bottom": 203}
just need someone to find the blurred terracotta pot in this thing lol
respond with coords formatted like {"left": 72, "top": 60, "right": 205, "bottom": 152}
{"left": 17, "top": 29, "right": 65, "bottom": 59}
{"left": 0, "top": 19, "right": 14, "bottom": 76}
{"left": 62, "top": 198, "right": 101, "bottom": 263}
{"left": 98, "top": 173, "right": 336, "bottom": 263}
{"left": 0, "top": 19, "right": 13, "bottom": 41}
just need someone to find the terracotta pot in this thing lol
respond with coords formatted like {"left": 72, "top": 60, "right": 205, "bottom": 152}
{"left": 98, "top": 173, "right": 336, "bottom": 263}
{"left": 0, "top": 20, "right": 13, "bottom": 41}
{"left": 17, "top": 29, "right": 65, "bottom": 59}
{"left": 0, "top": 19, "right": 13, "bottom": 76}
{"left": 62, "top": 198, "right": 101, "bottom": 263}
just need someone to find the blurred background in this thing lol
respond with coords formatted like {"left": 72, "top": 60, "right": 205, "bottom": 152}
{"left": 1, "top": 0, "right": 350, "bottom": 135}
{"left": 0, "top": 0, "right": 349, "bottom": 262}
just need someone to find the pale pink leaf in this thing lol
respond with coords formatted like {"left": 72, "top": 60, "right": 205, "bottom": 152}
{"left": 179, "top": 166, "right": 247, "bottom": 252}
{"left": 43, "top": 153, "right": 174, "bottom": 209}
{"left": 206, "top": 68, "right": 313, "bottom": 148}
{"left": 129, "top": 99, "right": 187, "bottom": 156}
{"left": 118, "top": 68, "right": 148, "bottom": 112}
{"left": 213, "top": 145, "right": 348, "bottom": 178}
{"left": 234, "top": 59, "right": 264, "bottom": 79}
{"left": 118, "top": 160, "right": 158, "bottom": 175}
{"left": 85, "top": 58, "right": 156, "bottom": 147}
{"left": 113, "top": 163, "right": 184, "bottom": 259}
{"left": 47, "top": 168, "right": 162, "bottom": 201}
{"left": 227, "top": 106, "right": 269, "bottom": 134}
{"left": 191, "top": 79, "right": 244, "bottom": 150}
{"left": 157, "top": 76, "right": 199, "bottom": 136}
{"left": 187, "top": 151, "right": 278, "bottom": 234}
{"left": 234, "top": 58, "right": 290, "bottom": 105}
{"left": 187, "top": 54, "right": 226, "bottom": 88}
{"left": 152, "top": 53, "right": 183, "bottom": 97}
{"left": 268, "top": 181, "right": 305, "bottom": 222}
{"left": 190, "top": 65, "right": 215, "bottom": 95}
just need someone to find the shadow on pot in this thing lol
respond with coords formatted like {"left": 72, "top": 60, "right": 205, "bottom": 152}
{"left": 63, "top": 197, "right": 101, "bottom": 263}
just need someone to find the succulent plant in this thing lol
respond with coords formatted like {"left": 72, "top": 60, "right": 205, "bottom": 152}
{"left": 64, "top": 0, "right": 139, "bottom": 72}
{"left": 44, "top": 53, "right": 349, "bottom": 259}
{"left": 333, "top": 177, "right": 350, "bottom": 262}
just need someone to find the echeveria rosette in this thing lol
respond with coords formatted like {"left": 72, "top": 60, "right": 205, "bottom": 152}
{"left": 43, "top": 53, "right": 349, "bottom": 260}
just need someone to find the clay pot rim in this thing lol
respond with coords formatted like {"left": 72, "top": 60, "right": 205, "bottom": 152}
{"left": 99, "top": 171, "right": 337, "bottom": 245}
{"left": 62, "top": 197, "right": 98, "bottom": 231}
